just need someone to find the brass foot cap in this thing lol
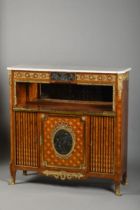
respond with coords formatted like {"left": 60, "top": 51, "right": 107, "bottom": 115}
{"left": 124, "top": 178, "right": 128, "bottom": 186}
{"left": 8, "top": 179, "right": 15, "bottom": 185}
{"left": 115, "top": 191, "right": 122, "bottom": 196}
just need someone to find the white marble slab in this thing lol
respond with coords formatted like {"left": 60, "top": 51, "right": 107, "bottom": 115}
{"left": 7, "top": 65, "right": 131, "bottom": 74}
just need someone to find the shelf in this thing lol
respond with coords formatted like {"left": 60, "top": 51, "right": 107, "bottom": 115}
{"left": 13, "top": 99, "right": 113, "bottom": 115}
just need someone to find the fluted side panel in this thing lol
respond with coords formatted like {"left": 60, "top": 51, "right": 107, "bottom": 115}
{"left": 15, "top": 112, "right": 39, "bottom": 167}
{"left": 91, "top": 116, "right": 115, "bottom": 174}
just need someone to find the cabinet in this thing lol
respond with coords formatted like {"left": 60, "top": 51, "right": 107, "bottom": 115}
{"left": 8, "top": 65, "right": 131, "bottom": 195}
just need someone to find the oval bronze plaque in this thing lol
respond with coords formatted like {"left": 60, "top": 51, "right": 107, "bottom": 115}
{"left": 53, "top": 129, "right": 73, "bottom": 155}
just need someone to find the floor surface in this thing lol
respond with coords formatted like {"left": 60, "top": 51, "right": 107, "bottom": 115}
{"left": 0, "top": 161, "right": 140, "bottom": 210}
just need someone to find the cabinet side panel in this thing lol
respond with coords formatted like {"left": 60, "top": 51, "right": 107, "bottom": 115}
{"left": 115, "top": 73, "right": 129, "bottom": 181}
{"left": 91, "top": 116, "right": 115, "bottom": 174}
{"left": 122, "top": 79, "right": 128, "bottom": 175}
{"left": 15, "top": 112, "right": 39, "bottom": 167}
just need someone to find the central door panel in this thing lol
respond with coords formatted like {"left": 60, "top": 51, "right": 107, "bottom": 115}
{"left": 41, "top": 114, "right": 87, "bottom": 170}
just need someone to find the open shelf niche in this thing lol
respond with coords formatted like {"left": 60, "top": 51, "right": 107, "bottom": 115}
{"left": 15, "top": 82, "right": 113, "bottom": 112}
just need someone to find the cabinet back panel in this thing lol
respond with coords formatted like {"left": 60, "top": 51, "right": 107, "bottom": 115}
{"left": 41, "top": 83, "right": 113, "bottom": 102}
{"left": 15, "top": 112, "right": 39, "bottom": 167}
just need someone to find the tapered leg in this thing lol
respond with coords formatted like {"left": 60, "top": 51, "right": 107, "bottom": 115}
{"left": 23, "top": 170, "right": 27, "bottom": 176}
{"left": 121, "top": 172, "right": 128, "bottom": 186}
{"left": 9, "top": 163, "right": 16, "bottom": 185}
{"left": 115, "top": 183, "right": 121, "bottom": 196}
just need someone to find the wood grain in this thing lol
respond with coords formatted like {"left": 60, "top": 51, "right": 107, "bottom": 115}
{"left": 9, "top": 70, "right": 129, "bottom": 194}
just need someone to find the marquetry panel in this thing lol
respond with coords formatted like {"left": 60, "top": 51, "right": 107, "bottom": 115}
{"left": 13, "top": 71, "right": 50, "bottom": 82}
{"left": 15, "top": 112, "right": 39, "bottom": 167}
{"left": 42, "top": 115, "right": 86, "bottom": 169}
{"left": 91, "top": 116, "right": 115, "bottom": 174}
{"left": 76, "top": 73, "right": 116, "bottom": 84}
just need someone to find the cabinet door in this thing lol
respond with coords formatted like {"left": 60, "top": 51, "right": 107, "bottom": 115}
{"left": 90, "top": 116, "right": 115, "bottom": 174}
{"left": 41, "top": 114, "right": 88, "bottom": 171}
{"left": 14, "top": 111, "right": 39, "bottom": 167}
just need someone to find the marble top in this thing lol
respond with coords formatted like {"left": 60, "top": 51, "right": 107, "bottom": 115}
{"left": 7, "top": 65, "right": 131, "bottom": 74}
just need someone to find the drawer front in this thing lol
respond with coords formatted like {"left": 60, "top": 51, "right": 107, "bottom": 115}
{"left": 90, "top": 116, "right": 115, "bottom": 174}
{"left": 41, "top": 114, "right": 87, "bottom": 170}
{"left": 14, "top": 111, "right": 39, "bottom": 167}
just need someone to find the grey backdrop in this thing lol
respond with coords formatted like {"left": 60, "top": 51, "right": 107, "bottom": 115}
{"left": 0, "top": 0, "right": 140, "bottom": 209}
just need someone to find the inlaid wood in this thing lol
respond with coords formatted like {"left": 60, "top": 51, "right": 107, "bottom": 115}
{"left": 42, "top": 115, "right": 86, "bottom": 170}
{"left": 15, "top": 112, "right": 39, "bottom": 167}
{"left": 8, "top": 66, "right": 131, "bottom": 195}
{"left": 91, "top": 116, "right": 115, "bottom": 174}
